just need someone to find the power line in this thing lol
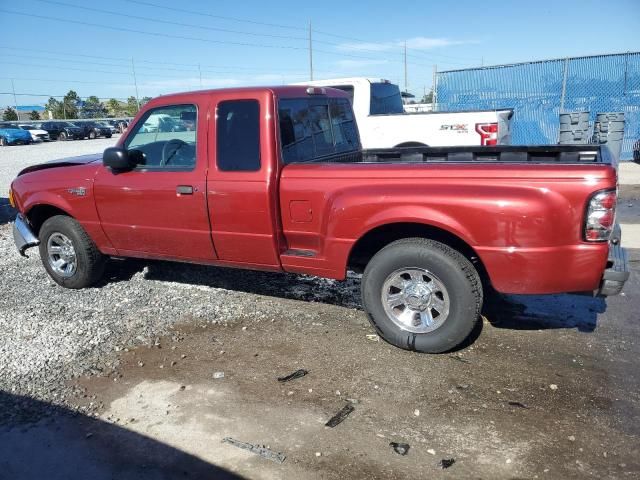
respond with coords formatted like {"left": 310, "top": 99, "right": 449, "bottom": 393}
{"left": 0, "top": 91, "right": 128, "bottom": 99}
{"left": 33, "top": 0, "right": 312, "bottom": 42}
{"left": 123, "top": 0, "right": 471, "bottom": 63}
{"left": 0, "top": 8, "right": 310, "bottom": 51}
{"left": 0, "top": 46, "right": 307, "bottom": 73}
{"left": 126, "top": 0, "right": 307, "bottom": 31}
{"left": 1, "top": 8, "right": 442, "bottom": 68}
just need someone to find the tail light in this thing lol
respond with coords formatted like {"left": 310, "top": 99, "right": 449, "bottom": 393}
{"left": 475, "top": 123, "right": 498, "bottom": 146}
{"left": 584, "top": 190, "right": 617, "bottom": 241}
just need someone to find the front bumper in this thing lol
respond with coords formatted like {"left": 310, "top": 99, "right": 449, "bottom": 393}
{"left": 12, "top": 214, "right": 40, "bottom": 257}
{"left": 597, "top": 243, "right": 630, "bottom": 296}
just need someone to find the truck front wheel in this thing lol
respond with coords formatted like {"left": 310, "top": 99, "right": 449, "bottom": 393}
{"left": 38, "top": 215, "right": 106, "bottom": 289}
{"left": 361, "top": 238, "right": 482, "bottom": 353}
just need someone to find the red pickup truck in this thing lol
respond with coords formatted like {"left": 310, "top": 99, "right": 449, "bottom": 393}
{"left": 10, "top": 86, "right": 630, "bottom": 353}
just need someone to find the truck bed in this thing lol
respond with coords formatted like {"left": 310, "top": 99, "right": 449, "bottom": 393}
{"left": 357, "top": 145, "right": 612, "bottom": 164}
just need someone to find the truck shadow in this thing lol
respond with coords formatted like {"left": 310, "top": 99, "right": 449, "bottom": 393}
{"left": 103, "top": 259, "right": 605, "bottom": 334}
{"left": 483, "top": 292, "right": 605, "bottom": 333}
{"left": 0, "top": 391, "right": 244, "bottom": 480}
{"left": 0, "top": 197, "right": 15, "bottom": 225}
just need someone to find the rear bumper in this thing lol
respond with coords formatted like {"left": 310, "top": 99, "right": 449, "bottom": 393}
{"left": 597, "top": 243, "right": 630, "bottom": 296}
{"left": 12, "top": 213, "right": 40, "bottom": 257}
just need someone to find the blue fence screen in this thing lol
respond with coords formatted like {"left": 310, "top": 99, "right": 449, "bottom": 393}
{"left": 435, "top": 52, "right": 640, "bottom": 160}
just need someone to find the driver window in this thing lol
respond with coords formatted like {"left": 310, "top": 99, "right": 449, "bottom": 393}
{"left": 125, "top": 104, "right": 197, "bottom": 170}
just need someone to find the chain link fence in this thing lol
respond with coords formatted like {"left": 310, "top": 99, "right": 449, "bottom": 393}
{"left": 434, "top": 52, "right": 640, "bottom": 160}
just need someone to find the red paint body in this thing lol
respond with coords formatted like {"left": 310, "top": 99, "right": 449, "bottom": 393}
{"left": 11, "top": 86, "right": 617, "bottom": 294}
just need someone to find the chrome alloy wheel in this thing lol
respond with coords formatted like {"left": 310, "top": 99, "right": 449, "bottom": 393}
{"left": 47, "top": 232, "right": 77, "bottom": 278}
{"left": 381, "top": 268, "right": 450, "bottom": 333}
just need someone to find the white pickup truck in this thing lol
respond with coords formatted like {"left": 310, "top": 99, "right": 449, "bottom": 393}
{"left": 295, "top": 77, "right": 512, "bottom": 148}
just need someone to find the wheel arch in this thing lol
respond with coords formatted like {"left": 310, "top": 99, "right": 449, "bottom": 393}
{"left": 347, "top": 221, "right": 491, "bottom": 288}
{"left": 393, "top": 141, "right": 428, "bottom": 148}
{"left": 26, "top": 204, "right": 74, "bottom": 236}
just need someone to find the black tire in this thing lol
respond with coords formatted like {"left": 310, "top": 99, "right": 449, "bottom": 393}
{"left": 361, "top": 238, "right": 482, "bottom": 353}
{"left": 38, "top": 215, "right": 106, "bottom": 289}
{"left": 58, "top": 131, "right": 67, "bottom": 141}
{"left": 0, "top": 137, "right": 6, "bottom": 146}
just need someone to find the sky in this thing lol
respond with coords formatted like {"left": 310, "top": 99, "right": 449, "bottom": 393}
{"left": 1, "top": 0, "right": 639, "bottom": 107}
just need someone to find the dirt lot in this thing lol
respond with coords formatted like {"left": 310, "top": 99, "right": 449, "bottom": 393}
{"left": 0, "top": 143, "right": 638, "bottom": 479}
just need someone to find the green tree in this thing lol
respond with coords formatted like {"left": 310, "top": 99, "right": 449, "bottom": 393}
{"left": 140, "top": 96, "right": 152, "bottom": 107}
{"left": 81, "top": 96, "right": 107, "bottom": 118}
{"left": 29, "top": 110, "right": 41, "bottom": 120}
{"left": 46, "top": 97, "right": 63, "bottom": 119}
{"left": 126, "top": 96, "right": 140, "bottom": 116}
{"left": 62, "top": 90, "right": 80, "bottom": 119}
{"left": 2, "top": 107, "right": 18, "bottom": 121}
{"left": 106, "top": 98, "right": 122, "bottom": 116}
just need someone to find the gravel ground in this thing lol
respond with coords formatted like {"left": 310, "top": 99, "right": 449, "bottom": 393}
{"left": 0, "top": 226, "right": 360, "bottom": 422}
{"left": 0, "top": 139, "right": 356, "bottom": 420}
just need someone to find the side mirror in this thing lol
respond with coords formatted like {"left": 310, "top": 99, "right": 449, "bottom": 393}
{"left": 103, "top": 147, "right": 142, "bottom": 170}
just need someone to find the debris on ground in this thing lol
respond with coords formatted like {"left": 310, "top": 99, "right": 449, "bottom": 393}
{"left": 549, "top": 384, "right": 558, "bottom": 390}
{"left": 325, "top": 403, "right": 355, "bottom": 428}
{"left": 365, "top": 334, "right": 379, "bottom": 342}
{"left": 413, "top": 409, "right": 420, "bottom": 417}
{"left": 439, "top": 458, "right": 456, "bottom": 469}
{"left": 507, "top": 401, "right": 529, "bottom": 409}
{"left": 449, "top": 355, "right": 470, "bottom": 364}
{"left": 213, "top": 371, "right": 225, "bottom": 379}
{"left": 277, "top": 368, "right": 308, "bottom": 383}
{"left": 389, "top": 442, "right": 410, "bottom": 456}
{"left": 222, "top": 437, "right": 286, "bottom": 464}
{"left": 427, "top": 448, "right": 436, "bottom": 455}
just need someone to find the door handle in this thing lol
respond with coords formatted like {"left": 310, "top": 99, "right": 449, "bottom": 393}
{"left": 176, "top": 185, "right": 194, "bottom": 195}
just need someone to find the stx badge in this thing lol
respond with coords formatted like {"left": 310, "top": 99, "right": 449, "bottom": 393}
{"left": 67, "top": 187, "right": 86, "bottom": 196}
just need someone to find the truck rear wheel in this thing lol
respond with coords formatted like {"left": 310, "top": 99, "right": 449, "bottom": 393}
{"left": 38, "top": 215, "right": 106, "bottom": 289}
{"left": 361, "top": 238, "right": 482, "bottom": 353}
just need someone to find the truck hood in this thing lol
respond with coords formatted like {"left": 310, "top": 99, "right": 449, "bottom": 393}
{"left": 17, "top": 153, "right": 103, "bottom": 177}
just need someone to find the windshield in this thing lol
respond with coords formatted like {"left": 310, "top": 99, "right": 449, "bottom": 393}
{"left": 20, "top": 125, "right": 35, "bottom": 130}
{"left": 369, "top": 82, "right": 404, "bottom": 115}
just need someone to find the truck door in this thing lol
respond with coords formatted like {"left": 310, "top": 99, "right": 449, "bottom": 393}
{"left": 207, "top": 93, "right": 282, "bottom": 268}
{"left": 94, "top": 100, "right": 216, "bottom": 261}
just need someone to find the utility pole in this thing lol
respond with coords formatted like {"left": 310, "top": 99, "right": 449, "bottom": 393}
{"left": 131, "top": 57, "right": 140, "bottom": 110}
{"left": 432, "top": 65, "right": 437, "bottom": 111}
{"left": 10, "top": 79, "right": 18, "bottom": 116}
{"left": 198, "top": 63, "right": 203, "bottom": 89}
{"left": 403, "top": 41, "right": 408, "bottom": 92}
{"left": 308, "top": 20, "right": 313, "bottom": 81}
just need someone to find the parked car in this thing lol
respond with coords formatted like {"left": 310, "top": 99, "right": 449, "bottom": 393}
{"left": 0, "top": 123, "right": 33, "bottom": 146}
{"left": 107, "top": 119, "right": 129, "bottom": 133}
{"left": 97, "top": 121, "right": 118, "bottom": 135}
{"left": 295, "top": 77, "right": 513, "bottom": 148}
{"left": 9, "top": 86, "right": 629, "bottom": 354}
{"left": 139, "top": 113, "right": 186, "bottom": 133}
{"left": 18, "top": 124, "right": 50, "bottom": 142}
{"left": 75, "top": 121, "right": 112, "bottom": 139}
{"left": 40, "top": 121, "right": 85, "bottom": 141}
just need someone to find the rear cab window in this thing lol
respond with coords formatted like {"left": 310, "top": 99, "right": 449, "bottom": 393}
{"left": 216, "top": 100, "right": 261, "bottom": 172}
{"left": 278, "top": 97, "right": 359, "bottom": 164}
{"left": 369, "top": 82, "right": 404, "bottom": 115}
